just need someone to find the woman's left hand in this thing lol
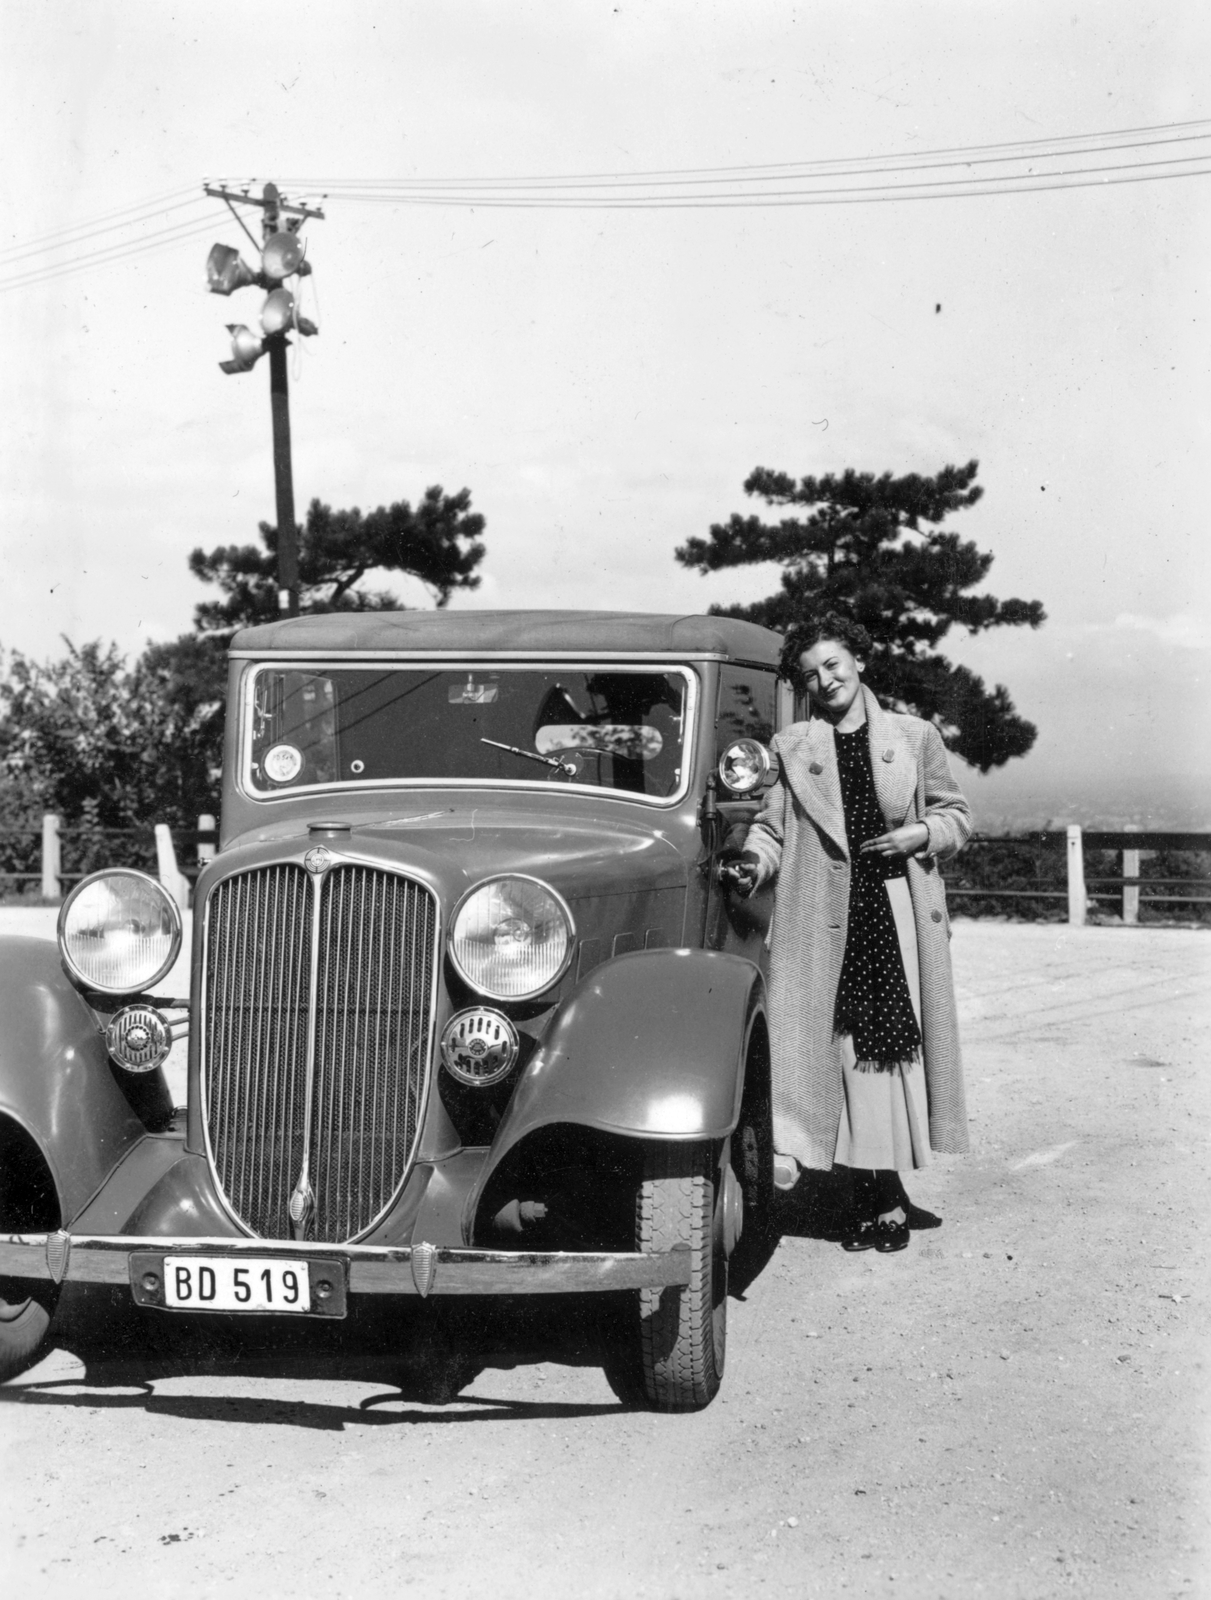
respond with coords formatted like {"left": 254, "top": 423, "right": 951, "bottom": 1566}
{"left": 860, "top": 822, "right": 930, "bottom": 859}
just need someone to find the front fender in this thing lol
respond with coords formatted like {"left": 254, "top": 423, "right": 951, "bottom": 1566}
{"left": 487, "top": 948, "right": 765, "bottom": 1175}
{"left": 0, "top": 937, "right": 149, "bottom": 1225}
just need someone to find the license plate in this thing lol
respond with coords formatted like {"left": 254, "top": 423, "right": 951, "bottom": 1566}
{"left": 166, "top": 1256, "right": 310, "bottom": 1312}
{"left": 129, "top": 1252, "right": 347, "bottom": 1318}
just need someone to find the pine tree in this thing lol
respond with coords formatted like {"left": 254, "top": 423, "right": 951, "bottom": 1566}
{"left": 676, "top": 460, "right": 1044, "bottom": 770}
{"left": 189, "top": 486, "right": 486, "bottom": 633}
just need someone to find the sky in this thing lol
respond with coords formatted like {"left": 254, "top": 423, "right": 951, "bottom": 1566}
{"left": 1, "top": 1, "right": 1208, "bottom": 828}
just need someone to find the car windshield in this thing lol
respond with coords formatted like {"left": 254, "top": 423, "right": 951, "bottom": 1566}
{"left": 246, "top": 664, "right": 691, "bottom": 801}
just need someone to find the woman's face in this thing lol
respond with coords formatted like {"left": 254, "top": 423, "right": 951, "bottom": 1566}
{"left": 798, "top": 639, "right": 865, "bottom": 719}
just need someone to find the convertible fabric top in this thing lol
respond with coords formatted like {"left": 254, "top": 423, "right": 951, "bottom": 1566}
{"left": 231, "top": 610, "right": 784, "bottom": 664}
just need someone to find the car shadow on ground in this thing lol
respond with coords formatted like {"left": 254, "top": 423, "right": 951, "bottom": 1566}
{"left": 1, "top": 1372, "right": 621, "bottom": 1429}
{"left": 0, "top": 1289, "right": 630, "bottom": 1424}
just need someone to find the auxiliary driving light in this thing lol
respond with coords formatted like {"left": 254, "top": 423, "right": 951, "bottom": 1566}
{"left": 106, "top": 1006, "right": 174, "bottom": 1073}
{"left": 440, "top": 1009, "right": 520, "bottom": 1087}
{"left": 717, "top": 738, "right": 772, "bottom": 796}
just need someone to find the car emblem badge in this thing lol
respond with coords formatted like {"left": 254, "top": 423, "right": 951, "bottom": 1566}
{"left": 45, "top": 1229, "right": 71, "bottom": 1284}
{"left": 304, "top": 847, "right": 332, "bottom": 875}
{"left": 411, "top": 1241, "right": 438, "bottom": 1299}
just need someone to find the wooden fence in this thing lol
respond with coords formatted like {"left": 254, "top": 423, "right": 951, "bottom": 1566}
{"left": 0, "top": 815, "right": 217, "bottom": 907}
{"left": 3, "top": 817, "right": 1208, "bottom": 925}
{"left": 943, "top": 827, "right": 1211, "bottom": 925}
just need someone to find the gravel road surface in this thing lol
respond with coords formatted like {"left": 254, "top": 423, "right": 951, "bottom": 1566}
{"left": 2, "top": 920, "right": 1208, "bottom": 1599}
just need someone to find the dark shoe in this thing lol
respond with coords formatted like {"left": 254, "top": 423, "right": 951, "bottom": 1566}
{"left": 840, "top": 1218, "right": 878, "bottom": 1252}
{"left": 873, "top": 1216, "right": 910, "bottom": 1253}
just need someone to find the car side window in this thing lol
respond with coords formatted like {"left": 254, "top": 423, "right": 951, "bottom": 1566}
{"left": 715, "top": 667, "right": 777, "bottom": 762}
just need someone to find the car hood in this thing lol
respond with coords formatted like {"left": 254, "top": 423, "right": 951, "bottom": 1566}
{"left": 218, "top": 798, "right": 691, "bottom": 904}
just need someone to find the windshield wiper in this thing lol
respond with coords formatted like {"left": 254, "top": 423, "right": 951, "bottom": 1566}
{"left": 481, "top": 737, "right": 578, "bottom": 778}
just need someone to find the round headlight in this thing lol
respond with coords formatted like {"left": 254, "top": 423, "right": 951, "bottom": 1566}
{"left": 718, "top": 738, "right": 771, "bottom": 796}
{"left": 449, "top": 875, "right": 574, "bottom": 1001}
{"left": 58, "top": 870, "right": 183, "bottom": 995}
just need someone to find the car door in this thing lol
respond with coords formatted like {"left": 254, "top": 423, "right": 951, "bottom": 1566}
{"left": 703, "top": 664, "right": 789, "bottom": 963}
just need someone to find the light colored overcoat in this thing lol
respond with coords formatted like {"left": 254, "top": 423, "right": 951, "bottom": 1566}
{"left": 744, "top": 685, "right": 973, "bottom": 1170}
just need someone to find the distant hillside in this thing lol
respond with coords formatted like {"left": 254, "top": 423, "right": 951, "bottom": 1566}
{"left": 956, "top": 766, "right": 1209, "bottom": 836}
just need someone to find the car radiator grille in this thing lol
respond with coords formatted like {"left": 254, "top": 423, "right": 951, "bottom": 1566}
{"left": 202, "top": 862, "right": 438, "bottom": 1243}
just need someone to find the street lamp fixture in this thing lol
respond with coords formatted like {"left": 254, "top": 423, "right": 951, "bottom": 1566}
{"left": 206, "top": 243, "right": 258, "bottom": 296}
{"left": 261, "top": 230, "right": 307, "bottom": 280}
{"left": 202, "top": 181, "right": 325, "bottom": 617}
{"left": 218, "top": 324, "right": 265, "bottom": 375}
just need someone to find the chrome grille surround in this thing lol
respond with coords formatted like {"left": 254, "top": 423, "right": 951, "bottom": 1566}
{"left": 200, "top": 858, "right": 439, "bottom": 1244}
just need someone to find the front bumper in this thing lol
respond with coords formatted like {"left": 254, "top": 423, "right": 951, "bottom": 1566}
{"left": 0, "top": 1231, "right": 691, "bottom": 1301}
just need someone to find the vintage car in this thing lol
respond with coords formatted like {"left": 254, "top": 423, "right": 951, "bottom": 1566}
{"left": 0, "top": 610, "right": 791, "bottom": 1411}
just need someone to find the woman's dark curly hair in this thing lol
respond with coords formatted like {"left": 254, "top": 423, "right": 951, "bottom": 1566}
{"left": 778, "top": 611, "right": 873, "bottom": 695}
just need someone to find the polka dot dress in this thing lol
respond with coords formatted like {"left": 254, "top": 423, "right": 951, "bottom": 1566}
{"left": 833, "top": 725, "right": 922, "bottom": 1069}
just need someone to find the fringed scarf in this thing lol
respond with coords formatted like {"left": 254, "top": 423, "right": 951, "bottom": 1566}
{"left": 833, "top": 723, "right": 922, "bottom": 1071}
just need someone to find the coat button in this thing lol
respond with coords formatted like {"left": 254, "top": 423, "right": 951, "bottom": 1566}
{"left": 882, "top": 749, "right": 895, "bottom": 762}
{"left": 809, "top": 761, "right": 824, "bottom": 775}
{"left": 931, "top": 910, "right": 943, "bottom": 923}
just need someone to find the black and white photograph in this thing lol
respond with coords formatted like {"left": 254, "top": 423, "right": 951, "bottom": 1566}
{"left": 0, "top": 4, "right": 1208, "bottom": 1596}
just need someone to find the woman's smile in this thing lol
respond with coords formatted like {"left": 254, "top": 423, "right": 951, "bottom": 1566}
{"left": 799, "top": 640, "right": 866, "bottom": 725}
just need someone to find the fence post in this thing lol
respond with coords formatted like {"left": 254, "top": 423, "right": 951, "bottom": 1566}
{"left": 1122, "top": 824, "right": 1140, "bottom": 926}
{"left": 154, "top": 823, "right": 191, "bottom": 913}
{"left": 40, "top": 813, "right": 61, "bottom": 903}
{"left": 1066, "top": 825, "right": 1086, "bottom": 926}
{"left": 197, "top": 813, "right": 217, "bottom": 869}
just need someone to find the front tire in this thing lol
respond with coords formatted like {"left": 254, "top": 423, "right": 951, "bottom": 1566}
{"left": 604, "top": 1142, "right": 726, "bottom": 1412}
{"left": 0, "top": 1117, "right": 63, "bottom": 1384}
{"left": 0, "top": 1287, "right": 59, "bottom": 1384}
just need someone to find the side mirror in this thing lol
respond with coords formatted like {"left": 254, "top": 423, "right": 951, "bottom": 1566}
{"left": 717, "top": 739, "right": 772, "bottom": 796}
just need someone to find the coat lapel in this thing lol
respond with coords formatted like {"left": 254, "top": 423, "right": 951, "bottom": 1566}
{"left": 777, "top": 718, "right": 848, "bottom": 857}
{"left": 864, "top": 688, "right": 917, "bottom": 828}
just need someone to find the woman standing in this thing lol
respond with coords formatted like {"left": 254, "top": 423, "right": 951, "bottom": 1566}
{"left": 731, "top": 614, "right": 972, "bottom": 1251}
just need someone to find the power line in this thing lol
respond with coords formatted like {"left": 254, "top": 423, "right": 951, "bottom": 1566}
{"left": 299, "top": 149, "right": 1211, "bottom": 211}
{"left": 0, "top": 188, "right": 204, "bottom": 266}
{"left": 0, "top": 214, "right": 220, "bottom": 295}
{"left": 1, "top": 118, "right": 1207, "bottom": 294}
{"left": 280, "top": 117, "right": 1211, "bottom": 191}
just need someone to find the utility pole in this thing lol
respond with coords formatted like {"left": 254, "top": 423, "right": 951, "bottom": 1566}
{"left": 203, "top": 181, "right": 324, "bottom": 617}
{"left": 261, "top": 184, "right": 299, "bottom": 614}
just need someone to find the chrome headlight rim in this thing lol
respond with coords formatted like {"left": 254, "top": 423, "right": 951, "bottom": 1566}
{"left": 717, "top": 738, "right": 772, "bottom": 796}
{"left": 57, "top": 868, "right": 183, "bottom": 997}
{"left": 448, "top": 872, "right": 576, "bottom": 1002}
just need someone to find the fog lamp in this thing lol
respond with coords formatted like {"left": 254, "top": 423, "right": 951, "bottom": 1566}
{"left": 106, "top": 1006, "right": 174, "bottom": 1073}
{"left": 440, "top": 1009, "right": 519, "bottom": 1086}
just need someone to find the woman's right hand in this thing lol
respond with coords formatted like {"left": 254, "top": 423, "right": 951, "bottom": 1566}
{"left": 720, "top": 857, "right": 760, "bottom": 897}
